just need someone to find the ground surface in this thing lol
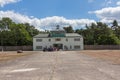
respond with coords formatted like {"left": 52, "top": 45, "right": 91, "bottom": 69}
{"left": 80, "top": 50, "right": 120, "bottom": 64}
{"left": 0, "top": 51, "right": 34, "bottom": 61}
{"left": 0, "top": 51, "right": 120, "bottom": 80}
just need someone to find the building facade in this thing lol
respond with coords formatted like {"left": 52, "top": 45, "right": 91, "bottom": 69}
{"left": 33, "top": 28, "right": 84, "bottom": 51}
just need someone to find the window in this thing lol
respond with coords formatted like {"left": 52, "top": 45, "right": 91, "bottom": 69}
{"left": 70, "top": 45, "right": 72, "bottom": 49}
{"left": 36, "top": 39, "right": 42, "bottom": 42}
{"left": 74, "top": 38, "right": 80, "bottom": 41}
{"left": 74, "top": 45, "right": 80, "bottom": 49}
{"left": 66, "top": 38, "right": 68, "bottom": 42}
{"left": 36, "top": 46, "right": 42, "bottom": 49}
{"left": 55, "top": 38, "right": 61, "bottom": 41}
{"left": 49, "top": 39, "right": 51, "bottom": 42}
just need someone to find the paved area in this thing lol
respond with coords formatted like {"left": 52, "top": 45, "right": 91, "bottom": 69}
{"left": 0, "top": 51, "right": 120, "bottom": 80}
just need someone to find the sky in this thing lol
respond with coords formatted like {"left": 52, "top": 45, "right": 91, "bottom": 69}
{"left": 0, "top": 0, "right": 120, "bottom": 30}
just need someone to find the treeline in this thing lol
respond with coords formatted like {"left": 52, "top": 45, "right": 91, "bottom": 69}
{"left": 64, "top": 20, "right": 120, "bottom": 45}
{"left": 0, "top": 17, "right": 40, "bottom": 46}
{"left": 1, "top": 17, "right": 120, "bottom": 46}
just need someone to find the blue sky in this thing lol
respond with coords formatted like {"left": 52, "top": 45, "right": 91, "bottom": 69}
{"left": 0, "top": 0, "right": 120, "bottom": 30}
{"left": 1, "top": 0, "right": 103, "bottom": 19}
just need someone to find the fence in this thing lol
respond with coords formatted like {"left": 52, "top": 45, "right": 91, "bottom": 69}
{"left": 0, "top": 45, "right": 120, "bottom": 51}
{"left": 84, "top": 45, "right": 120, "bottom": 50}
{"left": 0, "top": 46, "right": 33, "bottom": 51}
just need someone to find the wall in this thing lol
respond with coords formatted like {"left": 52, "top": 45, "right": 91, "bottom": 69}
{"left": 84, "top": 45, "right": 120, "bottom": 50}
{"left": 0, "top": 45, "right": 120, "bottom": 51}
{"left": 33, "top": 37, "right": 83, "bottom": 51}
{"left": 0, "top": 46, "right": 33, "bottom": 51}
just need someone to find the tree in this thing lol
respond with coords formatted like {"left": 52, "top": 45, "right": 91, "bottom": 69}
{"left": 111, "top": 20, "right": 118, "bottom": 30}
{"left": 75, "top": 22, "right": 120, "bottom": 45}
{"left": 63, "top": 25, "right": 74, "bottom": 33}
{"left": 94, "top": 22, "right": 120, "bottom": 45}
{"left": 0, "top": 17, "right": 40, "bottom": 46}
{"left": 111, "top": 20, "right": 120, "bottom": 39}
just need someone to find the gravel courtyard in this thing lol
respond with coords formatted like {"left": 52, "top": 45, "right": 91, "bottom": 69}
{"left": 0, "top": 51, "right": 120, "bottom": 80}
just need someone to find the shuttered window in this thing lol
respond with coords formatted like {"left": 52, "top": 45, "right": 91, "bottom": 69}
{"left": 36, "top": 39, "right": 42, "bottom": 42}
{"left": 36, "top": 46, "right": 42, "bottom": 49}
{"left": 74, "top": 45, "right": 80, "bottom": 49}
{"left": 74, "top": 38, "right": 80, "bottom": 41}
{"left": 55, "top": 38, "right": 61, "bottom": 41}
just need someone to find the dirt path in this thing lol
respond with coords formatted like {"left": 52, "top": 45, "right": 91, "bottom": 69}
{"left": 0, "top": 51, "right": 119, "bottom": 80}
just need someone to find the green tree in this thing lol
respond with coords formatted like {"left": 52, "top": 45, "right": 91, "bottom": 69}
{"left": 111, "top": 20, "right": 120, "bottom": 39}
{"left": 75, "top": 22, "right": 120, "bottom": 45}
{"left": 63, "top": 25, "right": 74, "bottom": 33}
{"left": 0, "top": 17, "right": 40, "bottom": 46}
{"left": 111, "top": 20, "right": 118, "bottom": 30}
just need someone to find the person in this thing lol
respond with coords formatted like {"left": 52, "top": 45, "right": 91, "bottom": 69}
{"left": 43, "top": 46, "right": 47, "bottom": 52}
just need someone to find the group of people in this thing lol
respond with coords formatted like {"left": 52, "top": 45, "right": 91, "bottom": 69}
{"left": 43, "top": 46, "right": 59, "bottom": 52}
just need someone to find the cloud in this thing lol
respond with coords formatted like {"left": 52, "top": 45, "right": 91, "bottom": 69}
{"left": 0, "top": 10, "right": 96, "bottom": 30}
{"left": 102, "top": 0, "right": 113, "bottom": 7}
{"left": 0, "top": 0, "right": 21, "bottom": 7}
{"left": 117, "top": 1, "right": 120, "bottom": 6}
{"left": 39, "top": 16, "right": 96, "bottom": 30}
{"left": 90, "top": 3, "right": 120, "bottom": 24}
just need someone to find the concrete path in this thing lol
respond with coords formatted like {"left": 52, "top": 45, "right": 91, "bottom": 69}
{"left": 0, "top": 51, "right": 120, "bottom": 80}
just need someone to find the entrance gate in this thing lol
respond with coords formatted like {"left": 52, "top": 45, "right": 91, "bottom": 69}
{"left": 53, "top": 44, "right": 63, "bottom": 50}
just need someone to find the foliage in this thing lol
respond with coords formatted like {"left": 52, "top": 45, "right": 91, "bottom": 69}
{"left": 0, "top": 17, "right": 120, "bottom": 46}
{"left": 63, "top": 25, "right": 74, "bottom": 33}
{"left": 75, "top": 21, "right": 120, "bottom": 45}
{"left": 0, "top": 17, "right": 40, "bottom": 46}
{"left": 111, "top": 20, "right": 120, "bottom": 39}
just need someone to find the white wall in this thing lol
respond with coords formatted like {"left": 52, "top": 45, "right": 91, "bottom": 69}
{"left": 33, "top": 37, "right": 84, "bottom": 51}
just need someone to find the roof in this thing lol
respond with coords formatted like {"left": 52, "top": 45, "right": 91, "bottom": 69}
{"left": 51, "top": 29, "right": 65, "bottom": 32}
{"left": 66, "top": 33, "right": 81, "bottom": 37}
{"left": 33, "top": 33, "right": 82, "bottom": 38}
{"left": 33, "top": 34, "right": 49, "bottom": 38}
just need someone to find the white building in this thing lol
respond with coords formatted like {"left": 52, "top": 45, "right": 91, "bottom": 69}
{"left": 33, "top": 27, "right": 84, "bottom": 51}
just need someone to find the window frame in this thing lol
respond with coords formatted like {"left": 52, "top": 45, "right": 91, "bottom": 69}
{"left": 55, "top": 38, "right": 61, "bottom": 41}
{"left": 74, "top": 38, "right": 80, "bottom": 41}
{"left": 48, "top": 39, "right": 51, "bottom": 42}
{"left": 36, "top": 46, "right": 42, "bottom": 49}
{"left": 66, "top": 38, "right": 68, "bottom": 42}
{"left": 74, "top": 45, "right": 80, "bottom": 49}
{"left": 36, "top": 39, "right": 42, "bottom": 42}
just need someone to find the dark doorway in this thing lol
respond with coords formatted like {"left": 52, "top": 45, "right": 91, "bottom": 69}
{"left": 53, "top": 44, "right": 63, "bottom": 49}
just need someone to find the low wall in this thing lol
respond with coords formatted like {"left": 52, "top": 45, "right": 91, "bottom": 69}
{"left": 0, "top": 45, "right": 120, "bottom": 51}
{"left": 84, "top": 45, "right": 120, "bottom": 50}
{"left": 0, "top": 46, "right": 33, "bottom": 51}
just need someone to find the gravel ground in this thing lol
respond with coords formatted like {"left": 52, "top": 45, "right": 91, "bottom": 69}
{"left": 0, "top": 51, "right": 119, "bottom": 80}
{"left": 0, "top": 51, "right": 35, "bottom": 61}
{"left": 80, "top": 50, "right": 120, "bottom": 64}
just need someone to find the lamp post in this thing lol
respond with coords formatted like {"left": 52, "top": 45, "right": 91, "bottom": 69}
{"left": 0, "top": 23, "right": 10, "bottom": 52}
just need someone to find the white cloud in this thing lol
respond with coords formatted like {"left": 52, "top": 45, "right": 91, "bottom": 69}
{"left": 117, "top": 1, "right": 120, "bottom": 6}
{"left": 40, "top": 16, "right": 96, "bottom": 30}
{"left": 102, "top": 0, "right": 113, "bottom": 7}
{"left": 0, "top": 0, "right": 21, "bottom": 7}
{"left": 90, "top": 5, "right": 120, "bottom": 24}
{"left": 0, "top": 10, "right": 96, "bottom": 30}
